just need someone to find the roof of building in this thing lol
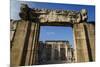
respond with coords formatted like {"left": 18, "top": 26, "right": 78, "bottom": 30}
{"left": 45, "top": 40, "right": 69, "bottom": 43}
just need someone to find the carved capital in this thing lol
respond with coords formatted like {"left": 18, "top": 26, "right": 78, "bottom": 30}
{"left": 80, "top": 9, "right": 88, "bottom": 22}
{"left": 19, "top": 4, "right": 29, "bottom": 20}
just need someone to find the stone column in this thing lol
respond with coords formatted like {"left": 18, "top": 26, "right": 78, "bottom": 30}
{"left": 11, "top": 20, "right": 30, "bottom": 66}
{"left": 73, "top": 27, "right": 77, "bottom": 62}
{"left": 24, "top": 22, "right": 40, "bottom": 65}
{"left": 73, "top": 23, "right": 89, "bottom": 62}
{"left": 58, "top": 44, "right": 60, "bottom": 61}
{"left": 28, "top": 23, "right": 40, "bottom": 65}
{"left": 65, "top": 45, "right": 68, "bottom": 61}
{"left": 51, "top": 44, "right": 54, "bottom": 62}
{"left": 84, "top": 23, "right": 95, "bottom": 61}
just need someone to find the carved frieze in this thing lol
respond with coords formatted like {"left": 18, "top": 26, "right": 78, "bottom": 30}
{"left": 19, "top": 4, "right": 87, "bottom": 23}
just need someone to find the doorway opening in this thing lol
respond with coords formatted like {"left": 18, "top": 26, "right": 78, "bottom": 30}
{"left": 38, "top": 26, "right": 75, "bottom": 64}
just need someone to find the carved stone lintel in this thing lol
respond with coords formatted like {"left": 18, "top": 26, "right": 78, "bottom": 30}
{"left": 19, "top": 4, "right": 88, "bottom": 23}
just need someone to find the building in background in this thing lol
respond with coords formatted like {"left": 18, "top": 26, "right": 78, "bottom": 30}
{"left": 38, "top": 40, "right": 75, "bottom": 64}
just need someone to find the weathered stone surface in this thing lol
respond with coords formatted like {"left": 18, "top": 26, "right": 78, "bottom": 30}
{"left": 11, "top": 20, "right": 30, "bottom": 66}
{"left": 73, "top": 23, "right": 89, "bottom": 62}
{"left": 10, "top": 20, "right": 18, "bottom": 42}
{"left": 84, "top": 22, "right": 95, "bottom": 61}
{"left": 27, "top": 23, "right": 40, "bottom": 65}
{"left": 11, "top": 20, "right": 40, "bottom": 66}
{"left": 73, "top": 22, "right": 95, "bottom": 62}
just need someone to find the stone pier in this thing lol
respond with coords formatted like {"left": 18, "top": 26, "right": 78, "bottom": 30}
{"left": 11, "top": 20, "right": 40, "bottom": 66}
{"left": 73, "top": 23, "right": 89, "bottom": 62}
{"left": 11, "top": 20, "right": 30, "bottom": 66}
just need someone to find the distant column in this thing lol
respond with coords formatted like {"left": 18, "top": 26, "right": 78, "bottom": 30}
{"left": 51, "top": 44, "right": 54, "bottom": 62}
{"left": 58, "top": 44, "right": 60, "bottom": 61}
{"left": 65, "top": 45, "right": 68, "bottom": 61}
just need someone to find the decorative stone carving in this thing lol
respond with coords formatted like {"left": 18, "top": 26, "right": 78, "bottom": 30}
{"left": 80, "top": 9, "right": 88, "bottom": 21}
{"left": 19, "top": 4, "right": 88, "bottom": 23}
{"left": 19, "top": 4, "right": 29, "bottom": 20}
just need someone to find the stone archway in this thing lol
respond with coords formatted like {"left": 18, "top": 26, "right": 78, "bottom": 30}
{"left": 10, "top": 4, "right": 95, "bottom": 66}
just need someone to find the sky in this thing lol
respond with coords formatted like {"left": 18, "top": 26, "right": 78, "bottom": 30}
{"left": 39, "top": 26, "right": 74, "bottom": 47}
{"left": 11, "top": 0, "right": 95, "bottom": 47}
